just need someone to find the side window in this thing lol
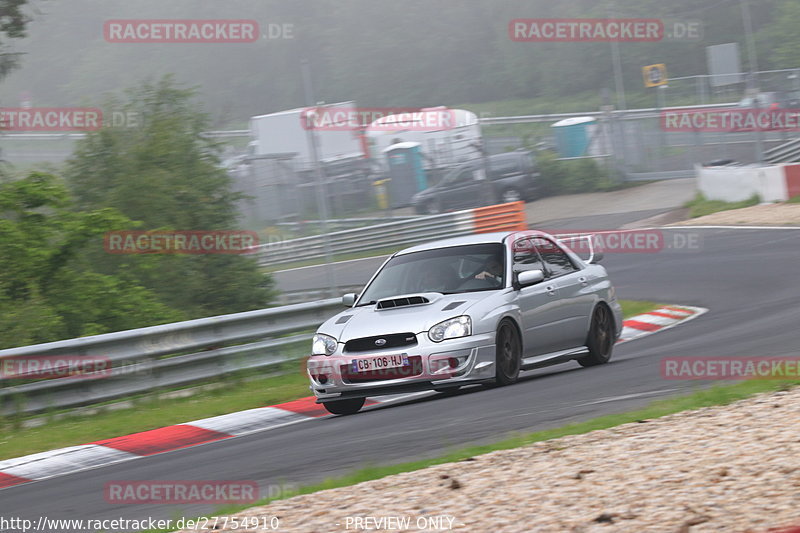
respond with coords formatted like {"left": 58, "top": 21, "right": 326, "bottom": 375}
{"left": 511, "top": 237, "right": 544, "bottom": 272}
{"left": 523, "top": 154, "right": 536, "bottom": 173}
{"left": 531, "top": 237, "right": 577, "bottom": 278}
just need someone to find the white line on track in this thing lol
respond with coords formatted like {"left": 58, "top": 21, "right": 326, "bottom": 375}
{"left": 573, "top": 388, "right": 684, "bottom": 407}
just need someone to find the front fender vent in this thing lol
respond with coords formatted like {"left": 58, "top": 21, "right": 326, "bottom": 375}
{"left": 376, "top": 296, "right": 430, "bottom": 309}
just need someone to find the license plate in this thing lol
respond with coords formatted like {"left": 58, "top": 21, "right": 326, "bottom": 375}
{"left": 351, "top": 354, "right": 409, "bottom": 373}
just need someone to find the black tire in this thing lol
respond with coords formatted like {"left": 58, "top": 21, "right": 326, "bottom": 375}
{"left": 322, "top": 397, "right": 365, "bottom": 415}
{"left": 577, "top": 304, "right": 615, "bottom": 367}
{"left": 494, "top": 320, "right": 522, "bottom": 385}
{"left": 426, "top": 199, "right": 442, "bottom": 214}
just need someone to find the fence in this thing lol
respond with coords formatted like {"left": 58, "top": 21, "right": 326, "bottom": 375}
{"left": 255, "top": 201, "right": 527, "bottom": 267}
{"left": 0, "top": 298, "right": 342, "bottom": 416}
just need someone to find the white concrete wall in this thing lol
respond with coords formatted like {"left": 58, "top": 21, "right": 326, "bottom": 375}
{"left": 696, "top": 164, "right": 788, "bottom": 202}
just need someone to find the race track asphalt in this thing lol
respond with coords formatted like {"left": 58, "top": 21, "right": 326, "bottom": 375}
{"left": 3, "top": 225, "right": 799, "bottom": 531}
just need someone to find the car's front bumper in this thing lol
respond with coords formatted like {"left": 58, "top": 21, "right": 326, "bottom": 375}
{"left": 307, "top": 332, "right": 497, "bottom": 401}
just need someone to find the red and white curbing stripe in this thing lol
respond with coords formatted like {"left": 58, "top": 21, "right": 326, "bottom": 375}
{"left": 617, "top": 305, "right": 706, "bottom": 343}
{"left": 0, "top": 305, "right": 705, "bottom": 490}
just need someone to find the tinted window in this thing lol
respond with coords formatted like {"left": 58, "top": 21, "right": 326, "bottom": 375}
{"left": 358, "top": 243, "right": 505, "bottom": 304}
{"left": 512, "top": 237, "right": 544, "bottom": 271}
{"left": 488, "top": 155, "right": 520, "bottom": 176}
{"left": 443, "top": 168, "right": 472, "bottom": 184}
{"left": 531, "top": 237, "right": 577, "bottom": 278}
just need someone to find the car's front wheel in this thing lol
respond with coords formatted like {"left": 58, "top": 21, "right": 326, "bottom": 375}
{"left": 501, "top": 188, "right": 523, "bottom": 203}
{"left": 322, "top": 397, "right": 365, "bottom": 415}
{"left": 577, "top": 304, "right": 615, "bottom": 367}
{"left": 494, "top": 320, "right": 521, "bottom": 385}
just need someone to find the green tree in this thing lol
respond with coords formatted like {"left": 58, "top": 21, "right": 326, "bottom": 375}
{"left": 762, "top": 0, "right": 800, "bottom": 69}
{"left": 64, "top": 77, "right": 276, "bottom": 318}
{"left": 0, "top": 172, "right": 182, "bottom": 347}
{"left": 0, "top": 0, "right": 31, "bottom": 80}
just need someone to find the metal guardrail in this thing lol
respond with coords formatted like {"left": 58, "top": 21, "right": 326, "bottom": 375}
{"left": 278, "top": 285, "right": 364, "bottom": 305}
{"left": 256, "top": 202, "right": 527, "bottom": 267}
{"left": 0, "top": 299, "right": 343, "bottom": 416}
{"left": 0, "top": 202, "right": 527, "bottom": 415}
{"left": 764, "top": 137, "right": 800, "bottom": 164}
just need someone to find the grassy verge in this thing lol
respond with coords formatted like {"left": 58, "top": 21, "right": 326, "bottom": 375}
{"left": 204, "top": 378, "right": 796, "bottom": 525}
{"left": 0, "top": 300, "right": 655, "bottom": 461}
{"left": 788, "top": 195, "right": 800, "bottom": 204}
{"left": 684, "top": 192, "right": 760, "bottom": 218}
{"left": 617, "top": 300, "right": 659, "bottom": 317}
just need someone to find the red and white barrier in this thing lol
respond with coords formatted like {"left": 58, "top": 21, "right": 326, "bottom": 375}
{"left": 697, "top": 163, "right": 800, "bottom": 203}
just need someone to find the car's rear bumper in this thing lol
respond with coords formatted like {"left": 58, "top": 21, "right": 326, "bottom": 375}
{"left": 307, "top": 332, "right": 497, "bottom": 401}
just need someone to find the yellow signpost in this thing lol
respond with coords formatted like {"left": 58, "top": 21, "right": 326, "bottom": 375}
{"left": 642, "top": 63, "right": 668, "bottom": 87}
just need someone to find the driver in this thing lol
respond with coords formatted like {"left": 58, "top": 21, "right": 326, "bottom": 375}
{"left": 474, "top": 256, "right": 503, "bottom": 285}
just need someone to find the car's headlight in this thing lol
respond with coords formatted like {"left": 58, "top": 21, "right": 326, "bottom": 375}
{"left": 428, "top": 316, "right": 472, "bottom": 343}
{"left": 312, "top": 333, "right": 338, "bottom": 355}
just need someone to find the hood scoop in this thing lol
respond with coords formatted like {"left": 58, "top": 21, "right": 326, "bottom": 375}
{"left": 441, "top": 301, "right": 466, "bottom": 311}
{"left": 376, "top": 295, "right": 430, "bottom": 310}
{"left": 335, "top": 315, "right": 353, "bottom": 324}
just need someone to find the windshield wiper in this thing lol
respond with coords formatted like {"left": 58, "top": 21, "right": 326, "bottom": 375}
{"left": 355, "top": 300, "right": 377, "bottom": 307}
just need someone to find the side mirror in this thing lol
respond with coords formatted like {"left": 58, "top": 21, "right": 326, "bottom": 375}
{"left": 516, "top": 269, "right": 545, "bottom": 287}
{"left": 341, "top": 293, "right": 357, "bottom": 307}
{"left": 588, "top": 252, "right": 604, "bottom": 264}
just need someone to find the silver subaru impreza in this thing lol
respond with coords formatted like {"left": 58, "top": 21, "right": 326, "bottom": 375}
{"left": 307, "top": 230, "right": 623, "bottom": 415}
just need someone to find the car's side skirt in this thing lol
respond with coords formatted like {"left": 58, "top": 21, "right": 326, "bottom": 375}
{"left": 520, "top": 346, "right": 589, "bottom": 370}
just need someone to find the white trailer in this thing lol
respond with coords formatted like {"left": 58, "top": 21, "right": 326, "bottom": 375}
{"left": 248, "top": 101, "right": 364, "bottom": 168}
{"left": 365, "top": 107, "right": 482, "bottom": 169}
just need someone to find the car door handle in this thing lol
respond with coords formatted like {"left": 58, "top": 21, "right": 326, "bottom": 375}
{"left": 578, "top": 276, "right": 588, "bottom": 287}
{"left": 545, "top": 285, "right": 556, "bottom": 296}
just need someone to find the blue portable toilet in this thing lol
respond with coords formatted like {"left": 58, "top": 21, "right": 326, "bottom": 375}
{"left": 551, "top": 117, "right": 597, "bottom": 157}
{"left": 383, "top": 142, "right": 428, "bottom": 208}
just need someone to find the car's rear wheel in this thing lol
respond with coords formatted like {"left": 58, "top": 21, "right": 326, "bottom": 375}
{"left": 322, "top": 397, "right": 365, "bottom": 415}
{"left": 501, "top": 188, "right": 522, "bottom": 203}
{"left": 495, "top": 320, "right": 521, "bottom": 385}
{"left": 577, "top": 304, "right": 615, "bottom": 367}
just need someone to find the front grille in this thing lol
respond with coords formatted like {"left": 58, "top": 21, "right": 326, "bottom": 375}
{"left": 344, "top": 332, "right": 418, "bottom": 353}
{"left": 341, "top": 356, "right": 423, "bottom": 383}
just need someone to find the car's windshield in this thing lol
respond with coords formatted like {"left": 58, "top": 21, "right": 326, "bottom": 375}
{"left": 357, "top": 243, "right": 505, "bottom": 305}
